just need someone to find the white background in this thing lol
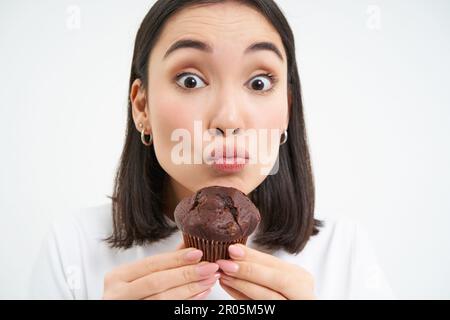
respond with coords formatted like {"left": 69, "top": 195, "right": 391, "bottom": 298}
{"left": 1, "top": 0, "right": 449, "bottom": 299}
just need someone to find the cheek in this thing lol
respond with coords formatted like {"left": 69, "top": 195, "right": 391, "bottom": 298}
{"left": 247, "top": 95, "right": 288, "bottom": 172}
{"left": 255, "top": 107, "right": 286, "bottom": 129}
{"left": 148, "top": 75, "right": 197, "bottom": 137}
{"left": 147, "top": 87, "right": 207, "bottom": 182}
{"left": 152, "top": 101, "right": 190, "bottom": 135}
{"left": 149, "top": 96, "right": 195, "bottom": 155}
{"left": 247, "top": 90, "right": 289, "bottom": 130}
{"left": 148, "top": 70, "right": 188, "bottom": 130}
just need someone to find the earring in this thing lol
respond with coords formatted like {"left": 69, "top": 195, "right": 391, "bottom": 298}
{"left": 280, "top": 129, "right": 288, "bottom": 145}
{"left": 139, "top": 123, "right": 153, "bottom": 146}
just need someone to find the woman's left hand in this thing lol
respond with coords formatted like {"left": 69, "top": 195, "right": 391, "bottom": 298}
{"left": 216, "top": 244, "right": 316, "bottom": 300}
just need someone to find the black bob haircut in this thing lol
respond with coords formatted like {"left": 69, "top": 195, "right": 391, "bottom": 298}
{"left": 106, "top": 0, "right": 323, "bottom": 254}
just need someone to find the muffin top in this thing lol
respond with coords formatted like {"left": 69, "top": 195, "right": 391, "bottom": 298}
{"left": 174, "top": 186, "right": 261, "bottom": 242}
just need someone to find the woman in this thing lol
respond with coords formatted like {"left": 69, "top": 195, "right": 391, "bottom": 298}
{"left": 29, "top": 0, "right": 394, "bottom": 300}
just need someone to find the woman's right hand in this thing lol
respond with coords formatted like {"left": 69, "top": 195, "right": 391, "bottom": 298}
{"left": 102, "top": 243, "right": 220, "bottom": 300}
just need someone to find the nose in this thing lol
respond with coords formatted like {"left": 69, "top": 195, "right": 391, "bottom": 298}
{"left": 208, "top": 88, "right": 246, "bottom": 137}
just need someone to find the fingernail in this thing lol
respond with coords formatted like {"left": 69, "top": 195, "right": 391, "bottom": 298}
{"left": 185, "top": 249, "right": 203, "bottom": 261}
{"left": 196, "top": 263, "right": 219, "bottom": 277}
{"left": 228, "top": 245, "right": 244, "bottom": 258}
{"left": 217, "top": 260, "right": 239, "bottom": 273}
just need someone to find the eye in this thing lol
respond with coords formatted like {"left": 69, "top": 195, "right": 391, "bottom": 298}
{"left": 247, "top": 73, "right": 278, "bottom": 93}
{"left": 175, "top": 72, "right": 207, "bottom": 90}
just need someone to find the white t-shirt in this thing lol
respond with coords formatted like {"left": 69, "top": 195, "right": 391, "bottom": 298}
{"left": 28, "top": 203, "right": 395, "bottom": 299}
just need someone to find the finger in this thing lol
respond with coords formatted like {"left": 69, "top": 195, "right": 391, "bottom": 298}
{"left": 129, "top": 262, "right": 219, "bottom": 298}
{"left": 176, "top": 242, "right": 186, "bottom": 250}
{"left": 219, "top": 281, "right": 251, "bottom": 300}
{"left": 115, "top": 248, "right": 203, "bottom": 282}
{"left": 216, "top": 259, "right": 296, "bottom": 298}
{"left": 144, "top": 273, "right": 220, "bottom": 300}
{"left": 220, "top": 275, "right": 286, "bottom": 300}
{"left": 227, "top": 244, "right": 296, "bottom": 272}
{"left": 188, "top": 288, "right": 212, "bottom": 300}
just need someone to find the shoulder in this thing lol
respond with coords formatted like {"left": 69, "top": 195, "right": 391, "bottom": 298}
{"left": 311, "top": 216, "right": 395, "bottom": 299}
{"left": 313, "top": 216, "right": 381, "bottom": 260}
{"left": 308, "top": 215, "right": 381, "bottom": 263}
{"left": 29, "top": 203, "right": 114, "bottom": 299}
{"left": 322, "top": 215, "right": 364, "bottom": 235}
{"left": 49, "top": 202, "right": 113, "bottom": 242}
{"left": 273, "top": 215, "right": 377, "bottom": 274}
{"left": 43, "top": 202, "right": 114, "bottom": 263}
{"left": 304, "top": 216, "right": 363, "bottom": 254}
{"left": 270, "top": 215, "right": 363, "bottom": 265}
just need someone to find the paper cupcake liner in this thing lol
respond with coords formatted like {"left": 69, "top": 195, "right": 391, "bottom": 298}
{"left": 183, "top": 233, "right": 247, "bottom": 262}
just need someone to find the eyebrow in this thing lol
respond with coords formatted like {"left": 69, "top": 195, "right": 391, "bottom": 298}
{"left": 163, "top": 38, "right": 284, "bottom": 62}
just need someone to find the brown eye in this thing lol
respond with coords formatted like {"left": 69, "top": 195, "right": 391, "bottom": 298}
{"left": 175, "top": 73, "right": 206, "bottom": 90}
{"left": 247, "top": 74, "right": 276, "bottom": 92}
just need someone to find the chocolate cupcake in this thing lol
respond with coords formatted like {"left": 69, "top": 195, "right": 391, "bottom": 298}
{"left": 174, "top": 186, "right": 261, "bottom": 262}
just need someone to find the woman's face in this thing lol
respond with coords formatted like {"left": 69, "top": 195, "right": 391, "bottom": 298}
{"left": 132, "top": 2, "right": 290, "bottom": 201}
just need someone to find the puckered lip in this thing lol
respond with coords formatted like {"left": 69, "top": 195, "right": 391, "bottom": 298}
{"left": 208, "top": 145, "right": 250, "bottom": 162}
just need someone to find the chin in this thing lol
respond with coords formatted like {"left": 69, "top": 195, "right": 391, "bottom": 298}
{"left": 196, "top": 175, "right": 255, "bottom": 195}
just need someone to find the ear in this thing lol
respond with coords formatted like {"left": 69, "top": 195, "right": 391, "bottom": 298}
{"left": 130, "top": 78, "right": 150, "bottom": 133}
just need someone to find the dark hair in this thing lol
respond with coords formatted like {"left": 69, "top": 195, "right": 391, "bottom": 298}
{"left": 106, "top": 0, "right": 322, "bottom": 254}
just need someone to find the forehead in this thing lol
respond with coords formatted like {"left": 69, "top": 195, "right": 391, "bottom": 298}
{"left": 154, "top": 2, "right": 284, "bottom": 59}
